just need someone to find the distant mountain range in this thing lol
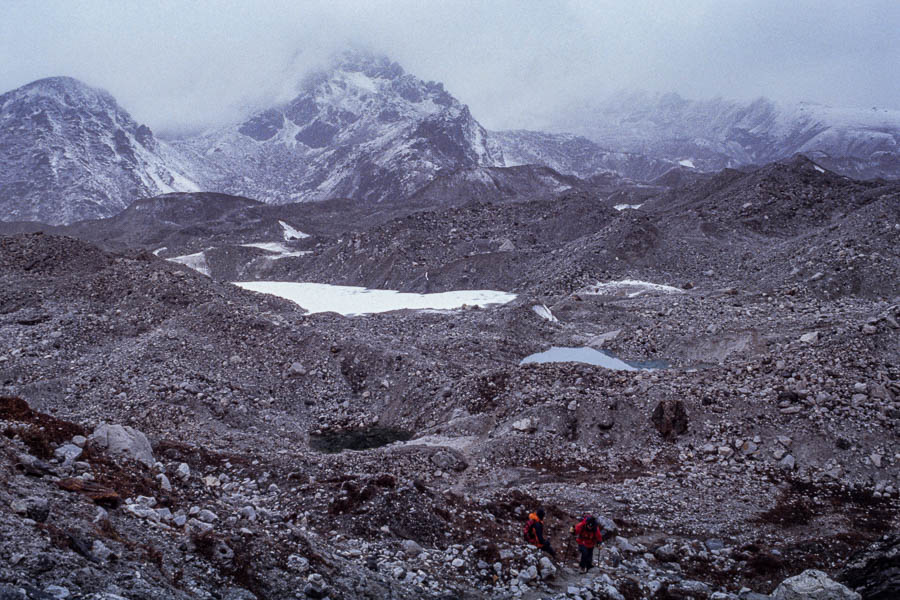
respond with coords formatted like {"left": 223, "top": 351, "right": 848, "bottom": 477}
{"left": 539, "top": 91, "right": 900, "bottom": 179}
{"left": 1, "top": 51, "right": 899, "bottom": 224}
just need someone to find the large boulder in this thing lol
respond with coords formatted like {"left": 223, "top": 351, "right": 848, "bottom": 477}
{"left": 651, "top": 400, "right": 688, "bottom": 440}
{"left": 772, "top": 569, "right": 861, "bottom": 600}
{"left": 429, "top": 448, "right": 468, "bottom": 472}
{"left": 597, "top": 515, "right": 618, "bottom": 540}
{"left": 89, "top": 424, "right": 155, "bottom": 467}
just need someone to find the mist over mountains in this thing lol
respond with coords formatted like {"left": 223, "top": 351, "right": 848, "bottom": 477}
{"left": 1, "top": 50, "right": 899, "bottom": 225}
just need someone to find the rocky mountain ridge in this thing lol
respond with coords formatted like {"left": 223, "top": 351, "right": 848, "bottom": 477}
{"left": 0, "top": 77, "right": 199, "bottom": 225}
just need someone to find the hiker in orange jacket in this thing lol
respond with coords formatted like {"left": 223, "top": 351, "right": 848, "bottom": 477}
{"left": 572, "top": 514, "right": 602, "bottom": 573}
{"left": 524, "top": 508, "right": 556, "bottom": 557}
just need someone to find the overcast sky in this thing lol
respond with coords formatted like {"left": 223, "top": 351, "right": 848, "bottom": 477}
{"left": 2, "top": 0, "right": 898, "bottom": 135}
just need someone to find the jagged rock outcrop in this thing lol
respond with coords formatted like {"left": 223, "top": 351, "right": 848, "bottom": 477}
{"left": 840, "top": 535, "right": 900, "bottom": 600}
{"left": 771, "top": 569, "right": 861, "bottom": 600}
{"left": 651, "top": 399, "right": 688, "bottom": 440}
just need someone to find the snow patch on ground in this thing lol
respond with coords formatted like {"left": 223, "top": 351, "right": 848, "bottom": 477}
{"left": 168, "top": 252, "right": 210, "bottom": 277}
{"left": 152, "top": 247, "right": 166, "bottom": 256}
{"left": 280, "top": 221, "right": 310, "bottom": 241}
{"left": 402, "top": 435, "right": 477, "bottom": 451}
{"left": 679, "top": 159, "right": 695, "bottom": 168}
{"left": 614, "top": 203, "right": 643, "bottom": 211}
{"left": 241, "top": 242, "right": 311, "bottom": 258}
{"left": 232, "top": 282, "right": 516, "bottom": 316}
{"left": 581, "top": 279, "right": 683, "bottom": 298}
{"left": 533, "top": 304, "right": 558, "bottom": 322}
{"left": 813, "top": 164, "right": 825, "bottom": 173}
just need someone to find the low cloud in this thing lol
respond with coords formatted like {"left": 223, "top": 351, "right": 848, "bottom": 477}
{"left": 2, "top": 0, "right": 897, "bottom": 135}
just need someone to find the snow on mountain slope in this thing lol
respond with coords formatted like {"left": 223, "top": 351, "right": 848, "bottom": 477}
{"left": 545, "top": 91, "right": 900, "bottom": 179}
{"left": 175, "top": 51, "right": 504, "bottom": 205}
{"left": 492, "top": 129, "right": 676, "bottom": 181}
{"left": 0, "top": 77, "right": 200, "bottom": 224}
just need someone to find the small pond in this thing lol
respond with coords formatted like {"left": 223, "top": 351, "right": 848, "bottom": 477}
{"left": 309, "top": 427, "right": 413, "bottom": 453}
{"left": 520, "top": 346, "right": 667, "bottom": 371}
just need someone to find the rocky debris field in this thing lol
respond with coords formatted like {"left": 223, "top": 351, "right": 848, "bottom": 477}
{"left": 1, "top": 158, "right": 899, "bottom": 599}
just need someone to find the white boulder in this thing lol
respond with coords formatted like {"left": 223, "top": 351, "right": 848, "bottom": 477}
{"left": 89, "top": 424, "right": 154, "bottom": 467}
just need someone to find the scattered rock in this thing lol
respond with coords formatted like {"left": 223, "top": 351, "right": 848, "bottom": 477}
{"left": 511, "top": 417, "right": 537, "bottom": 433}
{"left": 402, "top": 540, "right": 423, "bottom": 557}
{"left": 289, "top": 362, "right": 307, "bottom": 377}
{"left": 88, "top": 423, "right": 155, "bottom": 467}
{"left": 539, "top": 556, "right": 556, "bottom": 580}
{"left": 799, "top": 331, "right": 819, "bottom": 344}
{"left": 53, "top": 444, "right": 82, "bottom": 466}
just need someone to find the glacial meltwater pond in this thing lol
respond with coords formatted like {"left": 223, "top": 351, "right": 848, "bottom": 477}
{"left": 520, "top": 346, "right": 667, "bottom": 371}
{"left": 309, "top": 428, "right": 413, "bottom": 453}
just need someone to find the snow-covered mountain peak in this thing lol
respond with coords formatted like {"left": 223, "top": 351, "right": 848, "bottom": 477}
{"left": 176, "top": 51, "right": 502, "bottom": 205}
{"left": 2, "top": 76, "right": 118, "bottom": 113}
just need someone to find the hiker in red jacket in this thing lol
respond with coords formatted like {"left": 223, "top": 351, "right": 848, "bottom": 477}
{"left": 572, "top": 514, "right": 602, "bottom": 573}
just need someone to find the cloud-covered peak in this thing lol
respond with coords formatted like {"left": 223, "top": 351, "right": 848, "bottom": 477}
{"left": 2, "top": 76, "right": 118, "bottom": 113}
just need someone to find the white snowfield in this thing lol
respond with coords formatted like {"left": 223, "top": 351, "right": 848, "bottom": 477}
{"left": 614, "top": 203, "right": 643, "bottom": 211}
{"left": 280, "top": 221, "right": 309, "bottom": 241}
{"left": 678, "top": 159, "right": 695, "bottom": 168}
{"left": 582, "top": 279, "right": 683, "bottom": 298}
{"left": 168, "top": 252, "right": 210, "bottom": 277}
{"left": 240, "top": 242, "right": 311, "bottom": 258}
{"left": 532, "top": 304, "right": 558, "bottom": 322}
{"left": 233, "top": 281, "right": 516, "bottom": 316}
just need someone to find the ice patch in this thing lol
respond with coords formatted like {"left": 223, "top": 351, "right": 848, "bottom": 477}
{"left": 533, "top": 304, "right": 558, "bottom": 322}
{"left": 168, "top": 252, "right": 210, "bottom": 277}
{"left": 280, "top": 221, "right": 309, "bottom": 241}
{"left": 614, "top": 204, "right": 643, "bottom": 211}
{"left": 152, "top": 247, "right": 166, "bottom": 256}
{"left": 813, "top": 165, "right": 825, "bottom": 173}
{"left": 679, "top": 159, "right": 695, "bottom": 168}
{"left": 241, "top": 242, "right": 311, "bottom": 258}
{"left": 342, "top": 71, "right": 379, "bottom": 94}
{"left": 401, "top": 435, "right": 477, "bottom": 451}
{"left": 521, "top": 346, "right": 664, "bottom": 370}
{"left": 582, "top": 279, "right": 683, "bottom": 298}
{"left": 232, "top": 282, "right": 516, "bottom": 316}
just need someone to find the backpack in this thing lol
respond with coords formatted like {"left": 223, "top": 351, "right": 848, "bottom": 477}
{"left": 523, "top": 519, "right": 535, "bottom": 542}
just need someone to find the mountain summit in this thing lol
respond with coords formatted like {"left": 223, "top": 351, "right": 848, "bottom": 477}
{"left": 0, "top": 76, "right": 199, "bottom": 224}
{"left": 176, "top": 50, "right": 504, "bottom": 204}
